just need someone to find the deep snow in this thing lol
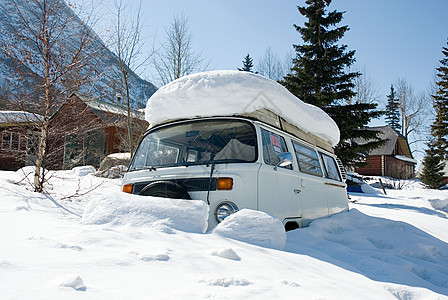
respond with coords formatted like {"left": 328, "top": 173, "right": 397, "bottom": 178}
{"left": 1, "top": 167, "right": 448, "bottom": 299}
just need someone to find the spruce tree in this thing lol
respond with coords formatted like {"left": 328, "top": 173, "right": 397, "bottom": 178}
{"left": 280, "top": 0, "right": 382, "bottom": 168}
{"left": 238, "top": 54, "right": 254, "bottom": 72}
{"left": 385, "top": 84, "right": 401, "bottom": 132}
{"left": 431, "top": 39, "right": 448, "bottom": 160}
{"left": 326, "top": 103, "right": 383, "bottom": 168}
{"left": 420, "top": 140, "right": 445, "bottom": 189}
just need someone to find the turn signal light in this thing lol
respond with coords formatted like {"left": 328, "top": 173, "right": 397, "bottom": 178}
{"left": 122, "top": 183, "right": 133, "bottom": 194}
{"left": 217, "top": 177, "right": 233, "bottom": 190}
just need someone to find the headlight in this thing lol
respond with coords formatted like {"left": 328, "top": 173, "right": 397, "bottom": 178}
{"left": 215, "top": 202, "right": 239, "bottom": 222}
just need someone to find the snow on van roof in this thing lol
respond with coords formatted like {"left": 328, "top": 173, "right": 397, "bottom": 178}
{"left": 145, "top": 70, "right": 340, "bottom": 146}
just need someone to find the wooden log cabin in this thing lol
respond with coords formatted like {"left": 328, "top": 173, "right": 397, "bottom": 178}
{"left": 47, "top": 93, "right": 148, "bottom": 169}
{"left": 354, "top": 126, "right": 416, "bottom": 179}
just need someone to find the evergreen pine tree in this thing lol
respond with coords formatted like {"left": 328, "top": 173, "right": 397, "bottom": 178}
{"left": 420, "top": 140, "right": 445, "bottom": 189}
{"left": 280, "top": 0, "right": 383, "bottom": 168}
{"left": 385, "top": 84, "right": 401, "bottom": 132}
{"left": 431, "top": 39, "right": 448, "bottom": 160}
{"left": 238, "top": 54, "right": 254, "bottom": 72}
{"left": 326, "top": 103, "right": 383, "bottom": 168}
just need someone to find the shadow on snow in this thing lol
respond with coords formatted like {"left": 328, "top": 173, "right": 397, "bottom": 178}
{"left": 356, "top": 202, "right": 448, "bottom": 219}
{"left": 285, "top": 208, "right": 448, "bottom": 296}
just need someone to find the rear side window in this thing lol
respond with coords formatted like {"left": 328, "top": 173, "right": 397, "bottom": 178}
{"left": 293, "top": 142, "right": 322, "bottom": 176}
{"left": 320, "top": 153, "right": 342, "bottom": 181}
{"left": 261, "top": 128, "right": 290, "bottom": 168}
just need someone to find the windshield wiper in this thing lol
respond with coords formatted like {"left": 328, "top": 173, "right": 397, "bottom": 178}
{"left": 138, "top": 166, "right": 156, "bottom": 171}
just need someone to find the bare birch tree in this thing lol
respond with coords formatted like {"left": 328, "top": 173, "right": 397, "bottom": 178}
{"left": 257, "top": 47, "right": 284, "bottom": 81}
{"left": 395, "top": 78, "right": 432, "bottom": 151}
{"left": 152, "top": 14, "right": 208, "bottom": 85}
{"left": 396, "top": 79, "right": 424, "bottom": 138}
{"left": 350, "top": 65, "right": 380, "bottom": 105}
{"left": 110, "top": 0, "right": 149, "bottom": 154}
{"left": 0, "top": 0, "right": 99, "bottom": 192}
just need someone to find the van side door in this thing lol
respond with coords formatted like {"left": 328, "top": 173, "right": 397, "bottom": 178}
{"left": 319, "top": 152, "right": 349, "bottom": 214}
{"left": 257, "top": 128, "right": 302, "bottom": 222}
{"left": 292, "top": 141, "right": 329, "bottom": 226}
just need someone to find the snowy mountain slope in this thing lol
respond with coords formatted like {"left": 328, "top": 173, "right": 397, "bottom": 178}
{"left": 0, "top": 0, "right": 156, "bottom": 109}
{"left": 1, "top": 168, "right": 448, "bottom": 299}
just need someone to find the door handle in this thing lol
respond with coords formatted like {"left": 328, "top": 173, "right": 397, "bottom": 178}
{"left": 294, "top": 189, "right": 301, "bottom": 194}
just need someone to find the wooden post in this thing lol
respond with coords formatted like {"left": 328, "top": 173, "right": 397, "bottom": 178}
{"left": 379, "top": 178, "right": 387, "bottom": 195}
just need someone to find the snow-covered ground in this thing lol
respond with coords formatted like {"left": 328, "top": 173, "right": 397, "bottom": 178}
{"left": 1, "top": 167, "right": 448, "bottom": 299}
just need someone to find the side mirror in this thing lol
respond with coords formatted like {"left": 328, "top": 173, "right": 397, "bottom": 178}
{"left": 274, "top": 152, "right": 293, "bottom": 170}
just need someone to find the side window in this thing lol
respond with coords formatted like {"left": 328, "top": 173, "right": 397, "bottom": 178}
{"left": 1, "top": 131, "right": 21, "bottom": 151}
{"left": 261, "top": 128, "right": 290, "bottom": 169}
{"left": 320, "top": 153, "right": 341, "bottom": 181}
{"left": 293, "top": 142, "right": 323, "bottom": 176}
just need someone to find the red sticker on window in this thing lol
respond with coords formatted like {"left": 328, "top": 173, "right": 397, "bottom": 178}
{"left": 270, "top": 134, "right": 281, "bottom": 148}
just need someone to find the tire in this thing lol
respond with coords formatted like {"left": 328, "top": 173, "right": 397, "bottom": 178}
{"left": 139, "top": 181, "right": 191, "bottom": 199}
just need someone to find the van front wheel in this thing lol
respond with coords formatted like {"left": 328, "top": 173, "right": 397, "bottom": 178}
{"left": 139, "top": 181, "right": 191, "bottom": 200}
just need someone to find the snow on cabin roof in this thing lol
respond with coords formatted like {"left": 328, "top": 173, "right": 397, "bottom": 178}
{"left": 355, "top": 126, "right": 413, "bottom": 159}
{"left": 70, "top": 93, "right": 145, "bottom": 120}
{"left": 395, "top": 155, "right": 417, "bottom": 165}
{"left": 145, "top": 70, "right": 340, "bottom": 146}
{"left": 0, "top": 111, "right": 43, "bottom": 125}
{"left": 85, "top": 99, "right": 144, "bottom": 120}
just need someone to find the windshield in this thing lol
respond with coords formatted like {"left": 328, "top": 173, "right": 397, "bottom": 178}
{"left": 130, "top": 119, "right": 257, "bottom": 171}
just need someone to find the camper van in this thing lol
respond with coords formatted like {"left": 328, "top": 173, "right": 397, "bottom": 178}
{"left": 121, "top": 71, "right": 349, "bottom": 231}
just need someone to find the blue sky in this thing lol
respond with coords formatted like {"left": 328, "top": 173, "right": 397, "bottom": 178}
{"left": 131, "top": 0, "right": 448, "bottom": 97}
{"left": 85, "top": 0, "right": 448, "bottom": 97}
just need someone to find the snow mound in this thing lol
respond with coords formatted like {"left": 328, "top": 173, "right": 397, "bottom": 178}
{"left": 211, "top": 248, "right": 241, "bottom": 261}
{"left": 146, "top": 70, "right": 340, "bottom": 146}
{"left": 212, "top": 209, "right": 286, "bottom": 250}
{"left": 140, "top": 254, "right": 170, "bottom": 262}
{"left": 60, "top": 275, "right": 86, "bottom": 291}
{"left": 429, "top": 198, "right": 448, "bottom": 212}
{"left": 81, "top": 192, "right": 209, "bottom": 233}
{"left": 199, "top": 277, "right": 251, "bottom": 287}
{"left": 361, "top": 183, "right": 381, "bottom": 194}
{"left": 71, "top": 165, "right": 95, "bottom": 177}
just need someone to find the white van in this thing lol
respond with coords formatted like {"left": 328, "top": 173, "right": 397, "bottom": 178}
{"left": 121, "top": 71, "right": 349, "bottom": 231}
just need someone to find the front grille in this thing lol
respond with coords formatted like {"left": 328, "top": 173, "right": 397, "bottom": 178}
{"left": 133, "top": 178, "right": 217, "bottom": 194}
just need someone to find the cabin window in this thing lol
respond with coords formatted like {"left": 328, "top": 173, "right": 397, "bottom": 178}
{"left": 26, "top": 131, "right": 40, "bottom": 156}
{"left": 394, "top": 143, "right": 399, "bottom": 155}
{"left": 261, "top": 128, "right": 291, "bottom": 169}
{"left": 293, "top": 142, "right": 322, "bottom": 176}
{"left": 1, "top": 131, "right": 21, "bottom": 151}
{"left": 320, "top": 153, "right": 342, "bottom": 181}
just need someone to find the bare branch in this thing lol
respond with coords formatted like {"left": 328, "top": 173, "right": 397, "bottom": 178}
{"left": 152, "top": 13, "right": 209, "bottom": 85}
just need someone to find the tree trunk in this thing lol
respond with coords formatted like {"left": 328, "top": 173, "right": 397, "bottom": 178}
{"left": 124, "top": 77, "right": 133, "bottom": 155}
{"left": 34, "top": 23, "right": 51, "bottom": 193}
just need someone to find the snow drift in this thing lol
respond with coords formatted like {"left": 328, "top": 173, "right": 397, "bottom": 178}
{"left": 145, "top": 70, "right": 340, "bottom": 146}
{"left": 212, "top": 209, "right": 287, "bottom": 250}
{"left": 81, "top": 192, "right": 209, "bottom": 233}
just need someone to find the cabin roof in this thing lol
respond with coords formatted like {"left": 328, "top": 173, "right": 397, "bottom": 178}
{"left": 0, "top": 110, "right": 43, "bottom": 126}
{"left": 67, "top": 92, "right": 145, "bottom": 120}
{"left": 356, "top": 126, "right": 413, "bottom": 159}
